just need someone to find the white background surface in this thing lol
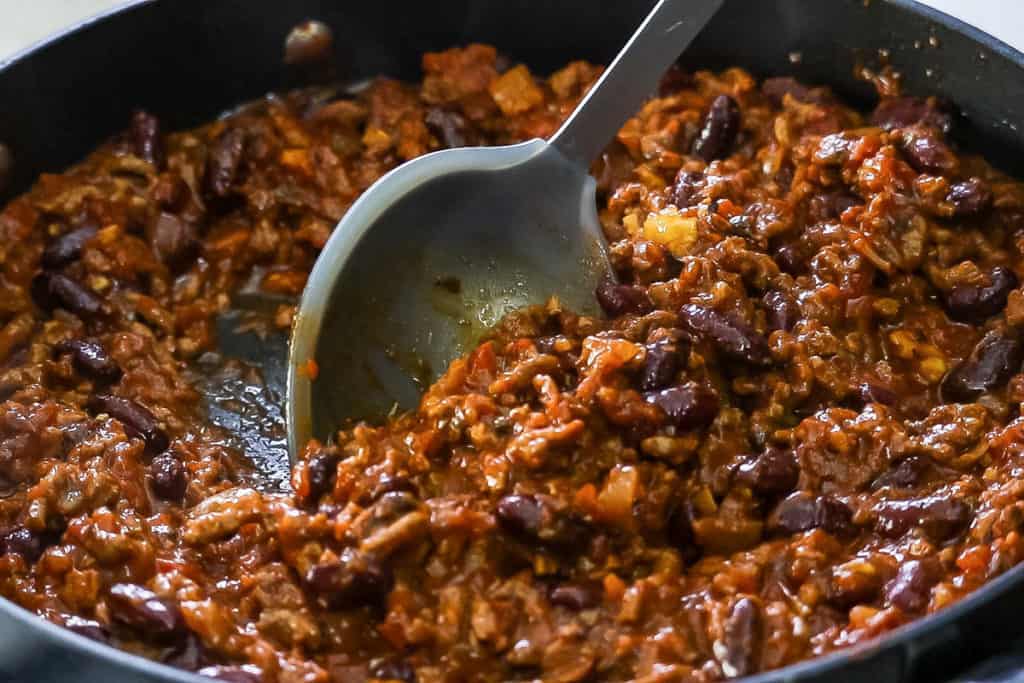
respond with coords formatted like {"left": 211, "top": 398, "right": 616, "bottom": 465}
{"left": 0, "top": 0, "right": 1022, "bottom": 61}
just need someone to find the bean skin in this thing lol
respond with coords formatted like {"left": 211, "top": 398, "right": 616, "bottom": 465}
{"left": 550, "top": 582, "right": 602, "bottom": 610}
{"left": 735, "top": 447, "right": 799, "bottom": 496}
{"left": 762, "top": 290, "right": 799, "bottom": 332}
{"left": 496, "top": 494, "right": 584, "bottom": 548}
{"left": 88, "top": 394, "right": 170, "bottom": 454}
{"left": 425, "top": 107, "right": 479, "bottom": 148}
{"left": 639, "top": 338, "right": 682, "bottom": 391}
{"left": 944, "top": 266, "right": 1017, "bottom": 323}
{"left": 670, "top": 170, "right": 705, "bottom": 208}
{"left": 64, "top": 616, "right": 109, "bottom": 643}
{"left": 644, "top": 382, "right": 719, "bottom": 430}
{"left": 149, "top": 453, "right": 187, "bottom": 501}
{"left": 54, "top": 338, "right": 122, "bottom": 384}
{"left": 108, "top": 583, "right": 184, "bottom": 636}
{"left": 885, "top": 559, "right": 941, "bottom": 613}
{"left": 947, "top": 177, "right": 993, "bottom": 217}
{"left": 871, "top": 456, "right": 936, "bottom": 490}
{"left": 941, "top": 329, "right": 1023, "bottom": 403}
{"left": 900, "top": 130, "right": 958, "bottom": 175}
{"left": 692, "top": 95, "right": 740, "bottom": 162}
{"left": 197, "top": 667, "right": 263, "bottom": 683}
{"left": 0, "top": 526, "right": 54, "bottom": 562}
{"left": 41, "top": 225, "right": 97, "bottom": 269}
{"left": 874, "top": 496, "right": 970, "bottom": 541}
{"left": 678, "top": 303, "right": 770, "bottom": 366}
{"left": 31, "top": 272, "right": 108, "bottom": 319}
{"left": 872, "top": 96, "right": 953, "bottom": 134}
{"left": 305, "top": 548, "right": 393, "bottom": 609}
{"left": 370, "top": 660, "right": 417, "bottom": 683}
{"left": 595, "top": 275, "right": 652, "bottom": 317}
{"left": 770, "top": 493, "right": 855, "bottom": 537}
{"left": 205, "top": 127, "right": 246, "bottom": 198}
{"left": 304, "top": 451, "right": 340, "bottom": 503}
{"left": 149, "top": 212, "right": 198, "bottom": 269}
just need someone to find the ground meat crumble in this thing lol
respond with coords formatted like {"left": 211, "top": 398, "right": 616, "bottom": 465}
{"left": 0, "top": 44, "right": 1023, "bottom": 682}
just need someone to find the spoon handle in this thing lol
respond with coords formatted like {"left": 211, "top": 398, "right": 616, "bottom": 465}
{"left": 549, "top": 0, "right": 724, "bottom": 169}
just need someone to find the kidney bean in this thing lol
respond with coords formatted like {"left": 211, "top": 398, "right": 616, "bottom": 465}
{"left": 54, "top": 338, "right": 122, "bottom": 384}
{"left": 149, "top": 212, "right": 198, "bottom": 269}
{"left": 305, "top": 548, "right": 393, "bottom": 609}
{"left": 773, "top": 242, "right": 809, "bottom": 275}
{"left": 131, "top": 110, "right": 165, "bottom": 170}
{"left": 595, "top": 275, "right": 652, "bottom": 317}
{"left": 761, "top": 77, "right": 831, "bottom": 107}
{"left": 872, "top": 96, "right": 953, "bottom": 134}
{"left": 857, "top": 381, "right": 898, "bottom": 407}
{"left": 41, "top": 224, "right": 98, "bottom": 269}
{"left": 88, "top": 394, "right": 170, "bottom": 454}
{"left": 875, "top": 496, "right": 970, "bottom": 541}
{"left": 370, "top": 659, "right": 417, "bottom": 683}
{"left": 692, "top": 95, "right": 740, "bottom": 162}
{"left": 809, "top": 191, "right": 863, "bottom": 222}
{"left": 735, "top": 447, "right": 799, "bottom": 496}
{"left": 639, "top": 338, "right": 682, "bottom": 391}
{"left": 871, "top": 456, "right": 935, "bottom": 490}
{"left": 304, "top": 451, "right": 340, "bottom": 504}
{"left": 205, "top": 127, "right": 246, "bottom": 198}
{"left": 900, "top": 130, "right": 958, "bottom": 175}
{"left": 149, "top": 453, "right": 187, "bottom": 501}
{"left": 885, "top": 558, "right": 941, "bottom": 613}
{"left": 947, "top": 177, "right": 993, "bottom": 217}
{"left": 0, "top": 526, "right": 53, "bottom": 562}
{"left": 496, "top": 494, "right": 583, "bottom": 548}
{"left": 770, "top": 493, "right": 855, "bottom": 537}
{"left": 762, "top": 290, "right": 799, "bottom": 332}
{"left": 108, "top": 583, "right": 184, "bottom": 635}
{"left": 197, "top": 666, "right": 263, "bottom": 683}
{"left": 644, "top": 382, "right": 719, "bottom": 430}
{"left": 425, "top": 107, "right": 479, "bottom": 148}
{"left": 941, "top": 329, "right": 1024, "bottom": 403}
{"left": 64, "top": 616, "right": 109, "bottom": 643}
{"left": 678, "top": 303, "right": 771, "bottom": 365}
{"left": 670, "top": 170, "right": 705, "bottom": 208}
{"left": 284, "top": 20, "right": 334, "bottom": 65}
{"left": 550, "top": 582, "right": 602, "bottom": 610}
{"left": 720, "top": 597, "right": 762, "bottom": 678}
{"left": 944, "top": 266, "right": 1018, "bottom": 323}
{"left": 31, "top": 272, "right": 108, "bottom": 319}
{"left": 814, "top": 133, "right": 857, "bottom": 166}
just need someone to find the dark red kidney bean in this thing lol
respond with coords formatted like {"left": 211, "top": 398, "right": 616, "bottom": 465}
{"left": 0, "top": 526, "right": 52, "bottom": 562}
{"left": 944, "top": 267, "right": 1018, "bottom": 324}
{"left": 858, "top": 381, "right": 898, "bottom": 407}
{"left": 947, "top": 177, "right": 993, "bottom": 217}
{"left": 720, "top": 597, "right": 762, "bottom": 678}
{"left": 678, "top": 303, "right": 771, "bottom": 366}
{"left": 872, "top": 96, "right": 953, "bottom": 134}
{"left": 735, "top": 447, "right": 799, "bottom": 496}
{"left": 88, "top": 394, "right": 170, "bottom": 454}
{"left": 149, "top": 212, "right": 198, "bottom": 270}
{"left": 871, "top": 456, "right": 936, "bottom": 490}
{"left": 640, "top": 339, "right": 682, "bottom": 391}
{"left": 762, "top": 290, "right": 799, "bottom": 332}
{"left": 64, "top": 615, "right": 109, "bottom": 643}
{"left": 875, "top": 496, "right": 970, "bottom": 541}
{"left": 670, "top": 170, "right": 705, "bottom": 208}
{"left": 644, "top": 382, "right": 719, "bottom": 430}
{"left": 885, "top": 558, "right": 941, "bottom": 613}
{"left": 900, "top": 131, "right": 958, "bottom": 175}
{"left": 31, "top": 272, "right": 108, "bottom": 319}
{"left": 369, "top": 659, "right": 417, "bottom": 683}
{"left": 371, "top": 473, "right": 417, "bottom": 502}
{"left": 131, "top": 110, "right": 165, "bottom": 170}
{"left": 284, "top": 20, "right": 333, "bottom": 65}
{"left": 550, "top": 582, "right": 602, "bottom": 610}
{"left": 305, "top": 548, "right": 393, "bottom": 609}
{"left": 692, "top": 94, "right": 740, "bottom": 162}
{"left": 54, "top": 338, "right": 122, "bottom": 384}
{"left": 305, "top": 451, "right": 340, "bottom": 503}
{"left": 425, "top": 107, "right": 479, "bottom": 149}
{"left": 149, "top": 453, "right": 187, "bottom": 501}
{"left": 205, "top": 127, "right": 246, "bottom": 198}
{"left": 773, "top": 242, "right": 809, "bottom": 275}
{"left": 770, "top": 493, "right": 855, "bottom": 537}
{"left": 595, "top": 275, "right": 652, "bottom": 317}
{"left": 809, "top": 191, "right": 862, "bottom": 221}
{"left": 496, "top": 494, "right": 583, "bottom": 548}
{"left": 196, "top": 666, "right": 263, "bottom": 683}
{"left": 941, "top": 329, "right": 1024, "bottom": 403}
{"left": 152, "top": 174, "right": 189, "bottom": 212}
{"left": 108, "top": 583, "right": 183, "bottom": 635}
{"left": 41, "top": 224, "right": 98, "bottom": 269}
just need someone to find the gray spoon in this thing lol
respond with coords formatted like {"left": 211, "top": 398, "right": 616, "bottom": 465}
{"left": 287, "top": 0, "right": 723, "bottom": 459}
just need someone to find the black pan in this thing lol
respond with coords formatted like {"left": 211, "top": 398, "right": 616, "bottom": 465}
{"left": 1, "top": 1, "right": 1023, "bottom": 681}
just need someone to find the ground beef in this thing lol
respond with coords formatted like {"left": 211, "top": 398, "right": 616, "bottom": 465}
{"left": 0, "top": 44, "right": 1023, "bottom": 682}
